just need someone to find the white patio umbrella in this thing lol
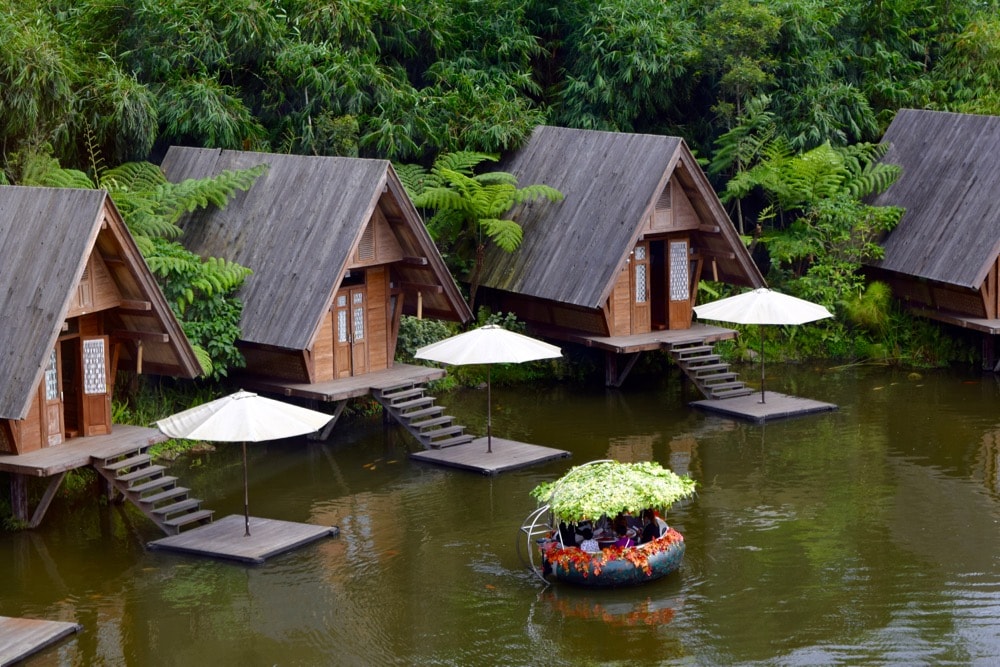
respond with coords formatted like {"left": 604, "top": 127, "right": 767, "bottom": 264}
{"left": 156, "top": 390, "right": 333, "bottom": 536}
{"left": 415, "top": 325, "right": 562, "bottom": 452}
{"left": 693, "top": 288, "right": 833, "bottom": 403}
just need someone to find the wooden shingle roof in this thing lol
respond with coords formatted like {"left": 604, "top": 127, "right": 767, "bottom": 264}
{"left": 478, "top": 126, "right": 763, "bottom": 309}
{"left": 867, "top": 109, "right": 1000, "bottom": 289}
{"left": 160, "top": 148, "right": 470, "bottom": 352}
{"left": 0, "top": 186, "right": 200, "bottom": 420}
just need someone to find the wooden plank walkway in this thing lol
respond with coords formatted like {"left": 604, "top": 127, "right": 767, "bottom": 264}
{"left": 690, "top": 391, "right": 837, "bottom": 424}
{"left": 239, "top": 363, "right": 446, "bottom": 402}
{"left": 546, "top": 323, "right": 739, "bottom": 354}
{"left": 147, "top": 515, "right": 340, "bottom": 564}
{"left": 410, "top": 437, "right": 570, "bottom": 475}
{"left": 0, "top": 425, "right": 166, "bottom": 477}
{"left": 0, "top": 615, "right": 81, "bottom": 666}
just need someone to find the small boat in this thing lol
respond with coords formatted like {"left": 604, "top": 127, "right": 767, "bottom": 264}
{"left": 519, "top": 460, "right": 696, "bottom": 587}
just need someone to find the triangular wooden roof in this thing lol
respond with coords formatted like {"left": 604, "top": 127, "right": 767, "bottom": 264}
{"left": 160, "top": 148, "right": 471, "bottom": 352}
{"left": 0, "top": 186, "right": 201, "bottom": 420}
{"left": 478, "top": 126, "right": 764, "bottom": 309}
{"left": 868, "top": 109, "right": 1000, "bottom": 290}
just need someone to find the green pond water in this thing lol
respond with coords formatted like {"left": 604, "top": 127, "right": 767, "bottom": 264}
{"left": 5, "top": 363, "right": 1000, "bottom": 666}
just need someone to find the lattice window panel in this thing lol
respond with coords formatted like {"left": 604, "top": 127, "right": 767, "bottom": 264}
{"left": 352, "top": 292, "right": 365, "bottom": 340}
{"left": 635, "top": 264, "right": 648, "bottom": 303}
{"left": 83, "top": 339, "right": 106, "bottom": 394}
{"left": 337, "top": 310, "right": 348, "bottom": 342}
{"left": 45, "top": 350, "right": 58, "bottom": 400}
{"left": 669, "top": 241, "right": 689, "bottom": 301}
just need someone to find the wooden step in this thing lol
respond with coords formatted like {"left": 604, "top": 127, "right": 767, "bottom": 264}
{"left": 383, "top": 387, "right": 426, "bottom": 403}
{"left": 674, "top": 345, "right": 714, "bottom": 358}
{"left": 117, "top": 465, "right": 167, "bottom": 483}
{"left": 431, "top": 434, "right": 474, "bottom": 448}
{"left": 399, "top": 406, "right": 444, "bottom": 421}
{"left": 103, "top": 453, "right": 152, "bottom": 473}
{"left": 691, "top": 362, "right": 729, "bottom": 375}
{"left": 712, "top": 387, "right": 754, "bottom": 399}
{"left": 708, "top": 381, "right": 748, "bottom": 392}
{"left": 701, "top": 373, "right": 739, "bottom": 384}
{"left": 411, "top": 416, "right": 455, "bottom": 430}
{"left": 393, "top": 396, "right": 435, "bottom": 411}
{"left": 163, "top": 509, "right": 215, "bottom": 530}
{"left": 140, "top": 486, "right": 190, "bottom": 506}
{"left": 128, "top": 475, "right": 179, "bottom": 495}
{"left": 423, "top": 425, "right": 466, "bottom": 440}
{"left": 152, "top": 498, "right": 203, "bottom": 517}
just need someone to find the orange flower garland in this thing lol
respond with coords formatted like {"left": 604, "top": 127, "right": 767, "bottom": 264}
{"left": 541, "top": 528, "right": 685, "bottom": 578}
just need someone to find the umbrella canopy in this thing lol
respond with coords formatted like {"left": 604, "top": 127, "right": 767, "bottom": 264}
{"left": 415, "top": 325, "right": 562, "bottom": 452}
{"left": 156, "top": 390, "right": 333, "bottom": 535}
{"left": 693, "top": 288, "right": 833, "bottom": 403}
{"left": 530, "top": 460, "right": 697, "bottom": 524}
{"left": 693, "top": 287, "right": 833, "bottom": 326}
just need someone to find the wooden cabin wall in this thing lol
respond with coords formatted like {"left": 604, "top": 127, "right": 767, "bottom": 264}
{"left": 313, "top": 314, "right": 335, "bottom": 382}
{"left": 982, "top": 259, "right": 1000, "bottom": 319}
{"left": 66, "top": 253, "right": 122, "bottom": 318}
{"left": 366, "top": 266, "right": 390, "bottom": 371}
{"left": 242, "top": 344, "right": 311, "bottom": 383}
{"left": 609, "top": 267, "right": 632, "bottom": 336}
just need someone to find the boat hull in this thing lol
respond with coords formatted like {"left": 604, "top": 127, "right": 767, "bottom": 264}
{"left": 540, "top": 529, "right": 686, "bottom": 588}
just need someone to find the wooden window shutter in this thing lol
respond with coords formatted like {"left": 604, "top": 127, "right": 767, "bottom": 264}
{"left": 656, "top": 185, "right": 672, "bottom": 211}
{"left": 653, "top": 184, "right": 672, "bottom": 228}
{"left": 357, "top": 223, "right": 376, "bottom": 262}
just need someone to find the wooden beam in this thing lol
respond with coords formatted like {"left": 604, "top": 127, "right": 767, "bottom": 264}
{"left": 28, "top": 472, "right": 67, "bottom": 529}
{"left": 396, "top": 282, "right": 444, "bottom": 294}
{"left": 118, "top": 299, "right": 152, "bottom": 312}
{"left": 698, "top": 224, "right": 721, "bottom": 234}
{"left": 401, "top": 256, "right": 429, "bottom": 266}
{"left": 111, "top": 330, "right": 169, "bottom": 343}
{"left": 698, "top": 249, "right": 737, "bottom": 261}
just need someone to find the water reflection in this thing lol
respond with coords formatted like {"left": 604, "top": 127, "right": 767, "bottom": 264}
{"left": 7, "top": 366, "right": 1000, "bottom": 664}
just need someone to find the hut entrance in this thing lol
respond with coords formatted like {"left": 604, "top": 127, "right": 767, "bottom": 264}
{"left": 333, "top": 285, "right": 369, "bottom": 378}
{"left": 648, "top": 237, "right": 693, "bottom": 331}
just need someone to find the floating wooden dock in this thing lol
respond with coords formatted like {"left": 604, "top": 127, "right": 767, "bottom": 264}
{"left": 0, "top": 615, "right": 81, "bottom": 665}
{"left": 410, "top": 437, "right": 570, "bottom": 475}
{"left": 147, "top": 515, "right": 339, "bottom": 564}
{"left": 690, "top": 391, "right": 837, "bottom": 423}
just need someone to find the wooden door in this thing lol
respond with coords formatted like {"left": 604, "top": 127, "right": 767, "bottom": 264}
{"left": 349, "top": 288, "right": 368, "bottom": 375}
{"left": 630, "top": 241, "right": 651, "bottom": 334}
{"left": 43, "top": 348, "right": 64, "bottom": 446}
{"left": 667, "top": 238, "right": 692, "bottom": 329}
{"left": 333, "top": 287, "right": 369, "bottom": 377}
{"left": 80, "top": 335, "right": 111, "bottom": 436}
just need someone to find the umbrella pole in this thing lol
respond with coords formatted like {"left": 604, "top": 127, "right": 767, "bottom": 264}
{"left": 759, "top": 326, "right": 766, "bottom": 404}
{"left": 487, "top": 366, "right": 492, "bottom": 453}
{"left": 243, "top": 441, "right": 251, "bottom": 537}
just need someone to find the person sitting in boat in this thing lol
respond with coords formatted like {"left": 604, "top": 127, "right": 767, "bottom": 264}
{"left": 612, "top": 517, "right": 635, "bottom": 548}
{"left": 578, "top": 526, "right": 600, "bottom": 553}
{"left": 557, "top": 521, "right": 576, "bottom": 548}
{"left": 640, "top": 509, "right": 662, "bottom": 543}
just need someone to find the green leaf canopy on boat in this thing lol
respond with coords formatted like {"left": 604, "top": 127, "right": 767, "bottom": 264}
{"left": 530, "top": 460, "right": 697, "bottom": 523}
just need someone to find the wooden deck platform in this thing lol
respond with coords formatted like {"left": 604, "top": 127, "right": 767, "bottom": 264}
{"left": 690, "top": 391, "right": 837, "bottom": 423}
{"left": 147, "top": 515, "right": 340, "bottom": 564}
{"left": 239, "top": 363, "right": 447, "bottom": 402}
{"left": 0, "top": 615, "right": 81, "bottom": 665}
{"left": 547, "top": 323, "right": 739, "bottom": 354}
{"left": 410, "top": 437, "right": 570, "bottom": 475}
{"left": 0, "top": 425, "right": 166, "bottom": 477}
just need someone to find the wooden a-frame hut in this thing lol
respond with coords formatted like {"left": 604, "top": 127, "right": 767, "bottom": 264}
{"left": 0, "top": 186, "right": 207, "bottom": 530}
{"left": 864, "top": 109, "right": 1000, "bottom": 370}
{"left": 161, "top": 148, "right": 473, "bottom": 439}
{"left": 476, "top": 126, "right": 765, "bottom": 388}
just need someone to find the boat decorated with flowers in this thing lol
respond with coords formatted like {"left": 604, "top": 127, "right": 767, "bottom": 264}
{"left": 519, "top": 460, "right": 697, "bottom": 587}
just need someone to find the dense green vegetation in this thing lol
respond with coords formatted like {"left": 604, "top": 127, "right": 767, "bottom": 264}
{"left": 3, "top": 0, "right": 997, "bottom": 371}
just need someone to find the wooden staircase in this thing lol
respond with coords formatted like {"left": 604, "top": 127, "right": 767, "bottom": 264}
{"left": 373, "top": 381, "right": 475, "bottom": 449}
{"left": 93, "top": 446, "right": 214, "bottom": 535}
{"left": 669, "top": 341, "right": 754, "bottom": 400}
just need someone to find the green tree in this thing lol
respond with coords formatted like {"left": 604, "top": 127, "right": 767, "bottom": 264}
{"left": 722, "top": 139, "right": 903, "bottom": 307}
{"left": 21, "top": 153, "right": 264, "bottom": 378}
{"left": 398, "top": 151, "right": 563, "bottom": 307}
